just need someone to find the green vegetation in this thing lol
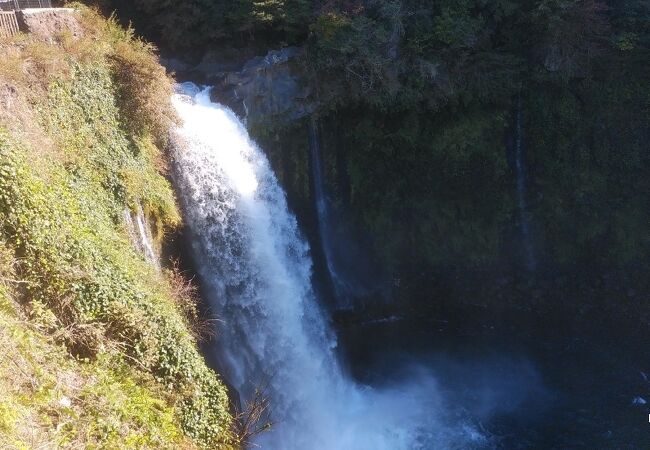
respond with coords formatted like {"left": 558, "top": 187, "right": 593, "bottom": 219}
{"left": 0, "top": 263, "right": 191, "bottom": 449}
{"left": 103, "top": 0, "right": 313, "bottom": 52}
{"left": 98, "top": 0, "right": 648, "bottom": 298}
{"left": 300, "top": 0, "right": 649, "bottom": 271}
{"left": 526, "top": 74, "right": 650, "bottom": 265}
{"left": 254, "top": 0, "right": 650, "bottom": 272}
{"left": 0, "top": 1, "right": 643, "bottom": 445}
{"left": 0, "top": 5, "right": 234, "bottom": 448}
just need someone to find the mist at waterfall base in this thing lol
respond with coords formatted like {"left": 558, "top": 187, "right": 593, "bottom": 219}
{"left": 169, "top": 83, "right": 550, "bottom": 449}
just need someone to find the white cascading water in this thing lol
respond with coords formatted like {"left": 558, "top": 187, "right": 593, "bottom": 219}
{"left": 124, "top": 204, "right": 158, "bottom": 267}
{"left": 170, "top": 83, "right": 483, "bottom": 449}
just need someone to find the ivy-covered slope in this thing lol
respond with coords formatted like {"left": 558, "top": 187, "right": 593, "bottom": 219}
{"left": 0, "top": 6, "right": 233, "bottom": 449}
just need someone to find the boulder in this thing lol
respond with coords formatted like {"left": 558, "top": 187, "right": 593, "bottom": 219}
{"left": 17, "top": 8, "right": 82, "bottom": 41}
{"left": 210, "top": 47, "right": 315, "bottom": 125}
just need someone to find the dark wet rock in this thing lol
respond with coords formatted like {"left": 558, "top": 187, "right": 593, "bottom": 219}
{"left": 169, "top": 47, "right": 315, "bottom": 126}
{"left": 160, "top": 57, "right": 193, "bottom": 74}
{"left": 208, "top": 47, "right": 315, "bottom": 125}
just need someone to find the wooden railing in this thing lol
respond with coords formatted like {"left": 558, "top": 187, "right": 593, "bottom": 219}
{"left": 0, "top": 0, "right": 52, "bottom": 11}
{"left": 0, "top": 10, "right": 18, "bottom": 37}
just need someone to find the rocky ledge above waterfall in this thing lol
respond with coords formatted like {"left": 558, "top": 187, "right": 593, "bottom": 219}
{"left": 164, "top": 47, "right": 316, "bottom": 126}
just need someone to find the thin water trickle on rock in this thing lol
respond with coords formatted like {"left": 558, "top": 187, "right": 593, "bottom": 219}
{"left": 124, "top": 204, "right": 158, "bottom": 267}
{"left": 309, "top": 116, "right": 353, "bottom": 309}
{"left": 308, "top": 117, "right": 383, "bottom": 309}
{"left": 514, "top": 96, "right": 536, "bottom": 272}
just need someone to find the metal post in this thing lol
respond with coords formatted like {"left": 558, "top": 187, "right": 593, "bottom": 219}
{"left": 12, "top": 0, "right": 18, "bottom": 11}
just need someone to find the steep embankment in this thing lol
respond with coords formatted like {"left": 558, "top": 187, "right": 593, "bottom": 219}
{"left": 0, "top": 6, "right": 233, "bottom": 449}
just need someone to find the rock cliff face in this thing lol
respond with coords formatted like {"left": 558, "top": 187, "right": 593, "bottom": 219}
{"left": 211, "top": 47, "right": 314, "bottom": 125}
{"left": 170, "top": 47, "right": 315, "bottom": 126}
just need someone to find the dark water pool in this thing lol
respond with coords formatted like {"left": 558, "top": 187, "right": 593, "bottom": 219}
{"left": 337, "top": 314, "right": 650, "bottom": 449}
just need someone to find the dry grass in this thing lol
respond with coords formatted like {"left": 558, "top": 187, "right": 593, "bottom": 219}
{"left": 74, "top": 5, "right": 178, "bottom": 145}
{"left": 0, "top": 242, "right": 69, "bottom": 449}
{"left": 0, "top": 4, "right": 176, "bottom": 156}
{"left": 231, "top": 381, "right": 274, "bottom": 448}
{"left": 110, "top": 36, "right": 178, "bottom": 146}
{"left": 165, "top": 260, "right": 220, "bottom": 344}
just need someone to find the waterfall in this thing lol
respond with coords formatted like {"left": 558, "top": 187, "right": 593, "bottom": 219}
{"left": 308, "top": 117, "right": 379, "bottom": 309}
{"left": 170, "top": 83, "right": 483, "bottom": 450}
{"left": 308, "top": 117, "right": 352, "bottom": 308}
{"left": 514, "top": 96, "right": 536, "bottom": 272}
